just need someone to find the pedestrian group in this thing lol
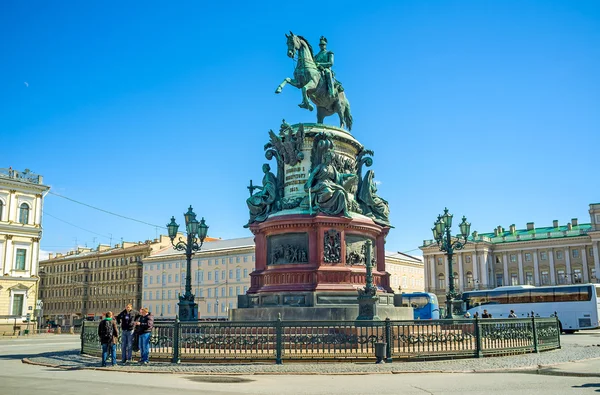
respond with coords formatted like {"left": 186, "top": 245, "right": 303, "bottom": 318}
{"left": 97, "top": 304, "right": 154, "bottom": 367}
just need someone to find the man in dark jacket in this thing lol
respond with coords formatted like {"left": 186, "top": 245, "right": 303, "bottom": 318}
{"left": 116, "top": 304, "right": 139, "bottom": 364}
{"left": 97, "top": 311, "right": 119, "bottom": 367}
{"left": 134, "top": 307, "right": 153, "bottom": 364}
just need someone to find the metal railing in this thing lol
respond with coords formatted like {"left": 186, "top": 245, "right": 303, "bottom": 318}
{"left": 81, "top": 316, "right": 560, "bottom": 363}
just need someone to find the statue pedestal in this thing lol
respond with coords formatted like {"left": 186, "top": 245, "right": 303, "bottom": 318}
{"left": 177, "top": 296, "right": 198, "bottom": 322}
{"left": 231, "top": 213, "right": 412, "bottom": 322}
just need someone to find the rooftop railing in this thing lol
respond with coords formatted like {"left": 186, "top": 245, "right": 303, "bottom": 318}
{"left": 0, "top": 168, "right": 42, "bottom": 184}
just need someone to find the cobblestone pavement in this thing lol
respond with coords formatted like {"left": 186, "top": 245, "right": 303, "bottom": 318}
{"left": 23, "top": 343, "right": 600, "bottom": 375}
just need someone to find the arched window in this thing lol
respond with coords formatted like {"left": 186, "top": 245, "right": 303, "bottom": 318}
{"left": 19, "top": 203, "right": 30, "bottom": 224}
{"left": 0, "top": 200, "right": 4, "bottom": 221}
{"left": 438, "top": 273, "right": 445, "bottom": 289}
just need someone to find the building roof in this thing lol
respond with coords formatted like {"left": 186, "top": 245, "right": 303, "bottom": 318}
{"left": 149, "top": 236, "right": 255, "bottom": 258}
{"left": 385, "top": 251, "right": 423, "bottom": 264}
{"left": 422, "top": 222, "right": 593, "bottom": 247}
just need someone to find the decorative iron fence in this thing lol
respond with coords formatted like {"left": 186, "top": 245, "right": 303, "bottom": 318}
{"left": 81, "top": 316, "right": 561, "bottom": 363}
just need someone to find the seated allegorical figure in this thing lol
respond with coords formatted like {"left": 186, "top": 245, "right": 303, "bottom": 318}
{"left": 357, "top": 170, "right": 390, "bottom": 226}
{"left": 304, "top": 151, "right": 357, "bottom": 217}
{"left": 245, "top": 163, "right": 278, "bottom": 226}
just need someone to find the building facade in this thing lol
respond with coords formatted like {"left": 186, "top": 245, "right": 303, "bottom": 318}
{"left": 142, "top": 237, "right": 425, "bottom": 319}
{"left": 38, "top": 235, "right": 173, "bottom": 327}
{"left": 142, "top": 237, "right": 255, "bottom": 320}
{"left": 385, "top": 251, "right": 425, "bottom": 294}
{"left": 421, "top": 203, "right": 600, "bottom": 305}
{"left": 0, "top": 168, "right": 49, "bottom": 333}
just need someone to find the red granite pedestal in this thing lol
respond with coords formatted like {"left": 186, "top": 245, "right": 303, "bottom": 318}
{"left": 231, "top": 214, "right": 413, "bottom": 321}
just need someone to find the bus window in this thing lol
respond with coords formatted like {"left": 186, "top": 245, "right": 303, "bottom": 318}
{"left": 531, "top": 288, "right": 554, "bottom": 303}
{"left": 487, "top": 291, "right": 508, "bottom": 305}
{"left": 555, "top": 286, "right": 587, "bottom": 302}
{"left": 579, "top": 286, "right": 592, "bottom": 301}
{"left": 508, "top": 289, "right": 531, "bottom": 304}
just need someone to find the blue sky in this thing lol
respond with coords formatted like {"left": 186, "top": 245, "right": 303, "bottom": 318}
{"left": 1, "top": 1, "right": 598, "bottom": 256}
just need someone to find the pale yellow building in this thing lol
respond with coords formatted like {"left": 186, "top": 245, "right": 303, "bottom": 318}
{"left": 0, "top": 168, "right": 49, "bottom": 334}
{"left": 420, "top": 203, "right": 600, "bottom": 306}
{"left": 142, "top": 237, "right": 255, "bottom": 319}
{"left": 385, "top": 251, "right": 425, "bottom": 294}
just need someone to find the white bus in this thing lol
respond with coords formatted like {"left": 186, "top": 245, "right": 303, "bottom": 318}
{"left": 461, "top": 284, "right": 600, "bottom": 333}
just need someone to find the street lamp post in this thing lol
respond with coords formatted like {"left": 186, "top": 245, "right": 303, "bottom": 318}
{"left": 167, "top": 206, "right": 209, "bottom": 322}
{"left": 432, "top": 208, "right": 471, "bottom": 319}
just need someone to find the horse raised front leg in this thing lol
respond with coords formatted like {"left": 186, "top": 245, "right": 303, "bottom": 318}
{"left": 275, "top": 77, "right": 299, "bottom": 94}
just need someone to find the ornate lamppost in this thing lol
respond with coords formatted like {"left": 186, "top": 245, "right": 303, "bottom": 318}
{"left": 167, "top": 206, "right": 209, "bottom": 322}
{"left": 432, "top": 208, "right": 471, "bottom": 319}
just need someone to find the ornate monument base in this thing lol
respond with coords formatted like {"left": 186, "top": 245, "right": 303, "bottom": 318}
{"left": 237, "top": 122, "right": 411, "bottom": 322}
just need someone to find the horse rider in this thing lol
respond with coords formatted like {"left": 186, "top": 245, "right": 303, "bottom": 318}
{"left": 314, "top": 36, "right": 342, "bottom": 98}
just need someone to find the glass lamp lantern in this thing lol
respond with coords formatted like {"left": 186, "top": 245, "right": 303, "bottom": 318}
{"left": 167, "top": 217, "right": 179, "bottom": 240}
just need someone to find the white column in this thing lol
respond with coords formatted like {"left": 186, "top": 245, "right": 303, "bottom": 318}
{"left": 582, "top": 246, "right": 590, "bottom": 283}
{"left": 503, "top": 253, "right": 509, "bottom": 285}
{"left": 517, "top": 252, "right": 524, "bottom": 285}
{"left": 458, "top": 253, "right": 464, "bottom": 291}
{"left": 549, "top": 248, "right": 556, "bottom": 285}
{"left": 533, "top": 249, "right": 540, "bottom": 285}
{"left": 34, "top": 194, "right": 42, "bottom": 225}
{"left": 31, "top": 238, "right": 39, "bottom": 276}
{"left": 472, "top": 252, "right": 479, "bottom": 286}
{"left": 565, "top": 247, "right": 572, "bottom": 284}
{"left": 481, "top": 252, "right": 489, "bottom": 288}
{"left": 593, "top": 242, "right": 600, "bottom": 283}
{"left": 5, "top": 236, "right": 13, "bottom": 275}
{"left": 430, "top": 257, "right": 436, "bottom": 292}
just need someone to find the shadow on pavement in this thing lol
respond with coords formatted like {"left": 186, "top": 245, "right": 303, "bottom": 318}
{"left": 572, "top": 383, "right": 600, "bottom": 392}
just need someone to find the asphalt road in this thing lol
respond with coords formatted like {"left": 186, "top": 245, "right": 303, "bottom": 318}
{"left": 2, "top": 334, "right": 600, "bottom": 395}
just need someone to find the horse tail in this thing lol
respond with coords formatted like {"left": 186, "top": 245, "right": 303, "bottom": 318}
{"left": 344, "top": 103, "right": 353, "bottom": 131}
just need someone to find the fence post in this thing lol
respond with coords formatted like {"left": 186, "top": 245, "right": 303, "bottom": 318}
{"left": 555, "top": 311, "right": 561, "bottom": 349}
{"left": 80, "top": 320, "right": 85, "bottom": 354}
{"left": 275, "top": 314, "right": 283, "bottom": 365}
{"left": 172, "top": 318, "right": 180, "bottom": 364}
{"left": 531, "top": 311, "right": 539, "bottom": 353}
{"left": 384, "top": 318, "right": 392, "bottom": 363}
{"left": 474, "top": 316, "right": 483, "bottom": 358}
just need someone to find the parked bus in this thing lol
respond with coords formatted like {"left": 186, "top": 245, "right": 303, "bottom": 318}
{"left": 401, "top": 292, "right": 440, "bottom": 320}
{"left": 462, "top": 284, "right": 600, "bottom": 333}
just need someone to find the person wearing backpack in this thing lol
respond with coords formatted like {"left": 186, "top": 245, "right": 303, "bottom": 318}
{"left": 97, "top": 311, "right": 119, "bottom": 367}
{"left": 134, "top": 307, "right": 153, "bottom": 364}
{"left": 116, "top": 304, "right": 139, "bottom": 364}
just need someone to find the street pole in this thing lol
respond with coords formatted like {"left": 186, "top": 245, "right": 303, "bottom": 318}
{"left": 167, "top": 206, "right": 209, "bottom": 322}
{"left": 432, "top": 208, "right": 471, "bottom": 319}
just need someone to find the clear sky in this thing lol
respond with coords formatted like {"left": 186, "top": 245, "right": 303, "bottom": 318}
{"left": 1, "top": 1, "right": 599, "bottom": 257}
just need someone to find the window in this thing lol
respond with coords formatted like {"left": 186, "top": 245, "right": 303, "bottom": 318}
{"left": 402, "top": 276, "right": 408, "bottom": 288}
{"left": 557, "top": 269, "right": 566, "bottom": 284}
{"left": 19, "top": 203, "right": 30, "bottom": 224}
{"left": 556, "top": 251, "right": 564, "bottom": 260}
{"left": 540, "top": 251, "right": 548, "bottom": 260}
{"left": 243, "top": 256, "right": 248, "bottom": 262}
{"left": 437, "top": 257, "right": 443, "bottom": 265}
{"left": 495, "top": 273, "right": 503, "bottom": 287}
{"left": 15, "top": 249, "right": 26, "bottom": 270}
{"left": 524, "top": 253, "right": 532, "bottom": 262}
{"left": 465, "top": 271, "right": 473, "bottom": 287}
{"left": 236, "top": 286, "right": 240, "bottom": 295}
{"left": 144, "top": 276, "right": 148, "bottom": 286}
{"left": 12, "top": 294, "right": 24, "bottom": 316}
{"left": 243, "top": 269, "right": 248, "bottom": 277}
{"left": 221, "top": 287, "right": 225, "bottom": 297}
{"left": 168, "top": 290, "right": 172, "bottom": 299}
{"left": 221, "top": 271, "right": 225, "bottom": 280}
{"left": 208, "top": 272, "right": 212, "bottom": 281}
{"left": 465, "top": 255, "right": 471, "bottom": 263}
{"left": 229, "top": 287, "right": 233, "bottom": 297}
{"left": 229, "top": 269, "right": 233, "bottom": 279}
{"left": 437, "top": 274, "right": 445, "bottom": 289}
{"left": 175, "top": 274, "right": 179, "bottom": 282}
{"left": 510, "top": 254, "right": 517, "bottom": 263}
{"left": 207, "top": 303, "right": 212, "bottom": 313}
{"left": 208, "top": 289, "right": 213, "bottom": 298}
{"left": 526, "top": 272, "right": 533, "bottom": 285}
{"left": 143, "top": 291, "right": 147, "bottom": 300}
{"left": 236, "top": 257, "right": 240, "bottom": 263}
{"left": 511, "top": 273, "right": 519, "bottom": 285}
{"left": 573, "top": 269, "right": 583, "bottom": 283}
{"left": 0, "top": 200, "right": 3, "bottom": 220}
{"left": 572, "top": 249, "right": 580, "bottom": 259}
{"left": 236, "top": 268, "right": 241, "bottom": 280}
{"left": 150, "top": 277, "right": 153, "bottom": 285}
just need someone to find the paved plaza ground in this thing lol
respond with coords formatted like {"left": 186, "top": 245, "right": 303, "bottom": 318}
{"left": 3, "top": 332, "right": 600, "bottom": 394}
